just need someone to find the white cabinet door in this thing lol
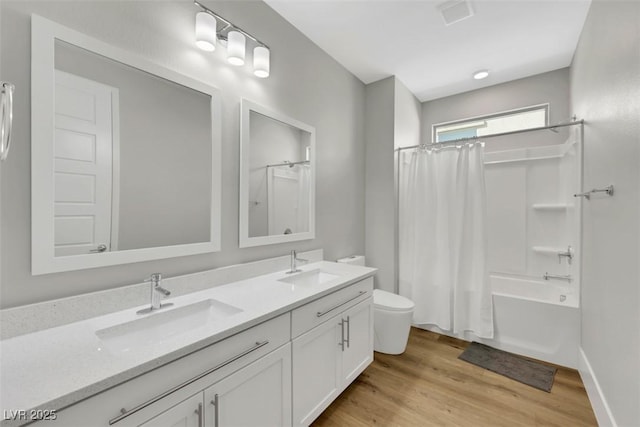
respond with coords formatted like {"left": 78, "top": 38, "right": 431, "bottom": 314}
{"left": 292, "top": 315, "right": 341, "bottom": 427}
{"left": 138, "top": 392, "right": 202, "bottom": 427}
{"left": 204, "top": 344, "right": 291, "bottom": 427}
{"left": 292, "top": 296, "right": 374, "bottom": 427}
{"left": 339, "top": 298, "right": 373, "bottom": 390}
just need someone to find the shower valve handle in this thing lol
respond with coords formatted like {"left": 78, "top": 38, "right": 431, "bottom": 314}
{"left": 557, "top": 246, "right": 573, "bottom": 265}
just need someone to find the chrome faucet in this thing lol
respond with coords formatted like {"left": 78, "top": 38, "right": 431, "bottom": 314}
{"left": 137, "top": 273, "right": 173, "bottom": 314}
{"left": 287, "top": 250, "right": 307, "bottom": 274}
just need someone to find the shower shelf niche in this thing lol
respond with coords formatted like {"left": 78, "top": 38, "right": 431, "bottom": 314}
{"left": 531, "top": 203, "right": 569, "bottom": 211}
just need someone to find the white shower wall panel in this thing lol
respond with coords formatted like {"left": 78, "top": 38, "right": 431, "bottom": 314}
{"left": 485, "top": 164, "right": 527, "bottom": 274}
{"left": 485, "top": 148, "right": 576, "bottom": 282}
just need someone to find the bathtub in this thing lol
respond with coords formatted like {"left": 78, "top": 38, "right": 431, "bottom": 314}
{"left": 416, "top": 273, "right": 580, "bottom": 368}
{"left": 484, "top": 274, "right": 579, "bottom": 368}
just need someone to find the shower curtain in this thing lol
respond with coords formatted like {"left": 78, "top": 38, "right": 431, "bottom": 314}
{"left": 398, "top": 142, "right": 493, "bottom": 338}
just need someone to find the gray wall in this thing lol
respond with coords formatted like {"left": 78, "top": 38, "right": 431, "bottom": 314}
{"left": 364, "top": 77, "right": 395, "bottom": 292}
{"left": 422, "top": 68, "right": 571, "bottom": 151}
{"left": 394, "top": 79, "right": 422, "bottom": 150}
{"left": 570, "top": 1, "right": 640, "bottom": 425}
{"left": 0, "top": 1, "right": 365, "bottom": 308}
{"left": 364, "top": 77, "right": 421, "bottom": 293}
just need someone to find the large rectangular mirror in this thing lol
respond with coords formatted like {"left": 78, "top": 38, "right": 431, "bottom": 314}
{"left": 31, "top": 15, "right": 222, "bottom": 274}
{"left": 239, "top": 100, "right": 315, "bottom": 247}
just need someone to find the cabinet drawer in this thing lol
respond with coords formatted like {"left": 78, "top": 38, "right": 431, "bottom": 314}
{"left": 291, "top": 277, "right": 373, "bottom": 338}
{"left": 47, "top": 313, "right": 290, "bottom": 427}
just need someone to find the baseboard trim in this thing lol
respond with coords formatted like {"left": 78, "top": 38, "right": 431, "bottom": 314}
{"left": 579, "top": 347, "right": 617, "bottom": 427}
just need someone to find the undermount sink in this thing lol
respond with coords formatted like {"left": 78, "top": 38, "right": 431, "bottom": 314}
{"left": 278, "top": 269, "right": 340, "bottom": 287}
{"left": 96, "top": 299, "right": 242, "bottom": 354}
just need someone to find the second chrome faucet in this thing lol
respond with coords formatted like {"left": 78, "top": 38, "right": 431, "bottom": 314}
{"left": 137, "top": 273, "right": 173, "bottom": 314}
{"left": 287, "top": 250, "right": 307, "bottom": 274}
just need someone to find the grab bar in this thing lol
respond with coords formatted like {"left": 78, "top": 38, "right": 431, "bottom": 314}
{"left": 1, "top": 82, "right": 15, "bottom": 161}
{"left": 574, "top": 185, "right": 614, "bottom": 200}
{"left": 543, "top": 273, "right": 572, "bottom": 283}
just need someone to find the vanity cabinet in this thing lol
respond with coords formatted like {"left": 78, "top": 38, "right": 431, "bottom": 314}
{"left": 203, "top": 344, "right": 291, "bottom": 426}
{"left": 291, "top": 278, "right": 373, "bottom": 426}
{"left": 339, "top": 298, "right": 374, "bottom": 387}
{"left": 135, "top": 344, "right": 291, "bottom": 427}
{"left": 39, "top": 314, "right": 290, "bottom": 427}
{"left": 25, "top": 275, "right": 374, "bottom": 427}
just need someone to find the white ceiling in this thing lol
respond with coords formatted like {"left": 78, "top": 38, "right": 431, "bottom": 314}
{"left": 264, "top": 0, "right": 592, "bottom": 102}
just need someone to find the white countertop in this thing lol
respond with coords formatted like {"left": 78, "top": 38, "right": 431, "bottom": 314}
{"left": 0, "top": 261, "right": 375, "bottom": 426}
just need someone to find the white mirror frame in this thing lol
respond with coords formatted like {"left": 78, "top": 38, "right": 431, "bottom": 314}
{"left": 239, "top": 100, "right": 316, "bottom": 248}
{"left": 31, "top": 15, "right": 222, "bottom": 275}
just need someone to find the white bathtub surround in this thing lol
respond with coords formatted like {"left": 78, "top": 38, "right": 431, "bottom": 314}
{"left": 0, "top": 259, "right": 375, "bottom": 427}
{"left": 398, "top": 141, "right": 493, "bottom": 338}
{"left": 401, "top": 132, "right": 582, "bottom": 367}
{"left": 0, "top": 249, "right": 323, "bottom": 340}
{"left": 420, "top": 131, "right": 582, "bottom": 366}
{"left": 488, "top": 274, "right": 579, "bottom": 367}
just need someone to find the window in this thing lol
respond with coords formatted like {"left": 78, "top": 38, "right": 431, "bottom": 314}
{"left": 433, "top": 104, "right": 549, "bottom": 143}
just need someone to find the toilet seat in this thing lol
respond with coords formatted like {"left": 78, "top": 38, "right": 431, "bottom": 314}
{"left": 373, "top": 289, "right": 414, "bottom": 312}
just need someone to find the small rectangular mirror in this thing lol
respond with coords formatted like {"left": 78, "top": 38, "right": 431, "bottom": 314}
{"left": 31, "top": 15, "right": 222, "bottom": 274}
{"left": 239, "top": 100, "right": 315, "bottom": 247}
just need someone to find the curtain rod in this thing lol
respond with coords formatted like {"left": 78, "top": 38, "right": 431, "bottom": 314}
{"left": 395, "top": 120, "right": 584, "bottom": 152}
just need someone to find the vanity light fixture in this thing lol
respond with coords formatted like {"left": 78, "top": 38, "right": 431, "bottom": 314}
{"left": 227, "top": 31, "right": 246, "bottom": 65}
{"left": 195, "top": 11, "right": 217, "bottom": 52}
{"left": 194, "top": 1, "right": 270, "bottom": 78}
{"left": 253, "top": 46, "right": 270, "bottom": 78}
{"left": 473, "top": 69, "right": 489, "bottom": 80}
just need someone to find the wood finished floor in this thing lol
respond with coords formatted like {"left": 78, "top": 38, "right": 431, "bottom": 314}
{"left": 313, "top": 328, "right": 597, "bottom": 427}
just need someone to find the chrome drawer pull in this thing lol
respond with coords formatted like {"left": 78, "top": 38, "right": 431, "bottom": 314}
{"left": 316, "top": 290, "right": 366, "bottom": 318}
{"left": 108, "top": 340, "right": 269, "bottom": 424}
{"left": 196, "top": 402, "right": 203, "bottom": 427}
{"left": 211, "top": 394, "right": 219, "bottom": 427}
{"left": 345, "top": 315, "right": 350, "bottom": 349}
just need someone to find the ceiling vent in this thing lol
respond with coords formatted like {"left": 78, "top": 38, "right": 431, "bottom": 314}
{"left": 438, "top": 0, "right": 474, "bottom": 26}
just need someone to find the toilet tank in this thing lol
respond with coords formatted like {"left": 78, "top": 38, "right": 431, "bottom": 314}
{"left": 336, "top": 255, "right": 365, "bottom": 266}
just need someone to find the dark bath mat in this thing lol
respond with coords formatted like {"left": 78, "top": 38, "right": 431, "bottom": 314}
{"left": 458, "top": 342, "right": 557, "bottom": 392}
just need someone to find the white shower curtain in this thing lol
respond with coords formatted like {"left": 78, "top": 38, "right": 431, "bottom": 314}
{"left": 398, "top": 142, "right": 493, "bottom": 338}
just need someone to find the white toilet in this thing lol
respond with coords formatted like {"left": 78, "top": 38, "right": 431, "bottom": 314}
{"left": 372, "top": 289, "right": 414, "bottom": 354}
{"left": 336, "top": 255, "right": 415, "bottom": 355}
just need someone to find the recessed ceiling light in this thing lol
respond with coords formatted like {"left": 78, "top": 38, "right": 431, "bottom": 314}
{"left": 473, "top": 70, "right": 489, "bottom": 80}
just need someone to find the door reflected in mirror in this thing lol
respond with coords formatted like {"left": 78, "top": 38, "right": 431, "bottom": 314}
{"left": 248, "top": 110, "right": 311, "bottom": 238}
{"left": 240, "top": 101, "right": 315, "bottom": 248}
{"left": 53, "top": 40, "right": 213, "bottom": 256}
